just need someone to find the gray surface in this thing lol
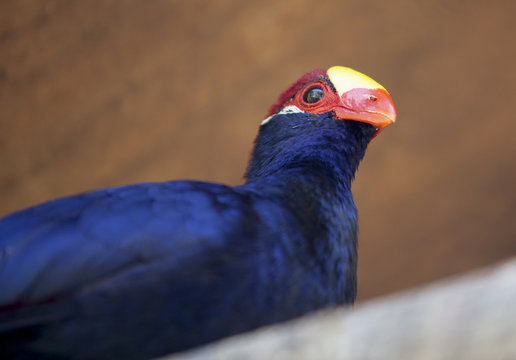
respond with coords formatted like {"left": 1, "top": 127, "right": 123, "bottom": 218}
{"left": 166, "top": 259, "right": 516, "bottom": 360}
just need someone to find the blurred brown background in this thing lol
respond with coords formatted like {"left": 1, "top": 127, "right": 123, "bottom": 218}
{"left": 1, "top": 0, "right": 515, "bottom": 301}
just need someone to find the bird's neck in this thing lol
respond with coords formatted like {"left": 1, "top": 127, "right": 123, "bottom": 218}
{"left": 244, "top": 114, "right": 374, "bottom": 193}
{"left": 241, "top": 115, "right": 376, "bottom": 303}
{"left": 243, "top": 165, "right": 357, "bottom": 243}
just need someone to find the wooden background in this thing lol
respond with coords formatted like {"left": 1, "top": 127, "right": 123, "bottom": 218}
{"left": 1, "top": 0, "right": 515, "bottom": 301}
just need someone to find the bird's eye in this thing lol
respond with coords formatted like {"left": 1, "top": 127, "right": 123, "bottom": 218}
{"left": 302, "top": 86, "right": 324, "bottom": 104}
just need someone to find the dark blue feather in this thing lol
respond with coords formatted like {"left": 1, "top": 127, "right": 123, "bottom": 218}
{"left": 0, "top": 111, "right": 377, "bottom": 359}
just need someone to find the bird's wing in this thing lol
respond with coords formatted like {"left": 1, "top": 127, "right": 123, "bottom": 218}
{"left": 0, "top": 180, "right": 255, "bottom": 308}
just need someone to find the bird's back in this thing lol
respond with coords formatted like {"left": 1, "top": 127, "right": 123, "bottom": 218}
{"left": 0, "top": 179, "right": 350, "bottom": 358}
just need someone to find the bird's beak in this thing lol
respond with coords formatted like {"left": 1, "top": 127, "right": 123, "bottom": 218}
{"left": 327, "top": 66, "right": 396, "bottom": 134}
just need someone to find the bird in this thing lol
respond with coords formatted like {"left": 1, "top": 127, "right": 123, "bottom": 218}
{"left": 0, "top": 66, "right": 396, "bottom": 359}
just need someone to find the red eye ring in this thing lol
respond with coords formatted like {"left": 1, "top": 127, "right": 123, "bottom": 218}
{"left": 286, "top": 80, "right": 341, "bottom": 114}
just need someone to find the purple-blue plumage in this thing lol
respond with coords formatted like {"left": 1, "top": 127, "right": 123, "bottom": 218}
{"left": 0, "top": 67, "right": 395, "bottom": 359}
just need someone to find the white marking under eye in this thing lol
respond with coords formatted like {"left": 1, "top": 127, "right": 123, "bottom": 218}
{"left": 261, "top": 105, "right": 304, "bottom": 125}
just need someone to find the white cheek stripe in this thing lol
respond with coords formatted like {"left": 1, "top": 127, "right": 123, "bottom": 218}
{"left": 261, "top": 105, "right": 304, "bottom": 125}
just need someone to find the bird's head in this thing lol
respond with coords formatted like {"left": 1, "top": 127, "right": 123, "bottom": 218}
{"left": 262, "top": 66, "right": 396, "bottom": 138}
{"left": 246, "top": 66, "right": 396, "bottom": 182}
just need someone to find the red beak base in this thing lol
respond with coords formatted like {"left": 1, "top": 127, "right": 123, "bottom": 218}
{"left": 333, "top": 88, "right": 397, "bottom": 134}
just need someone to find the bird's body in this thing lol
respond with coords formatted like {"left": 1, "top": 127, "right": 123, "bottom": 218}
{"left": 0, "top": 66, "right": 396, "bottom": 359}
